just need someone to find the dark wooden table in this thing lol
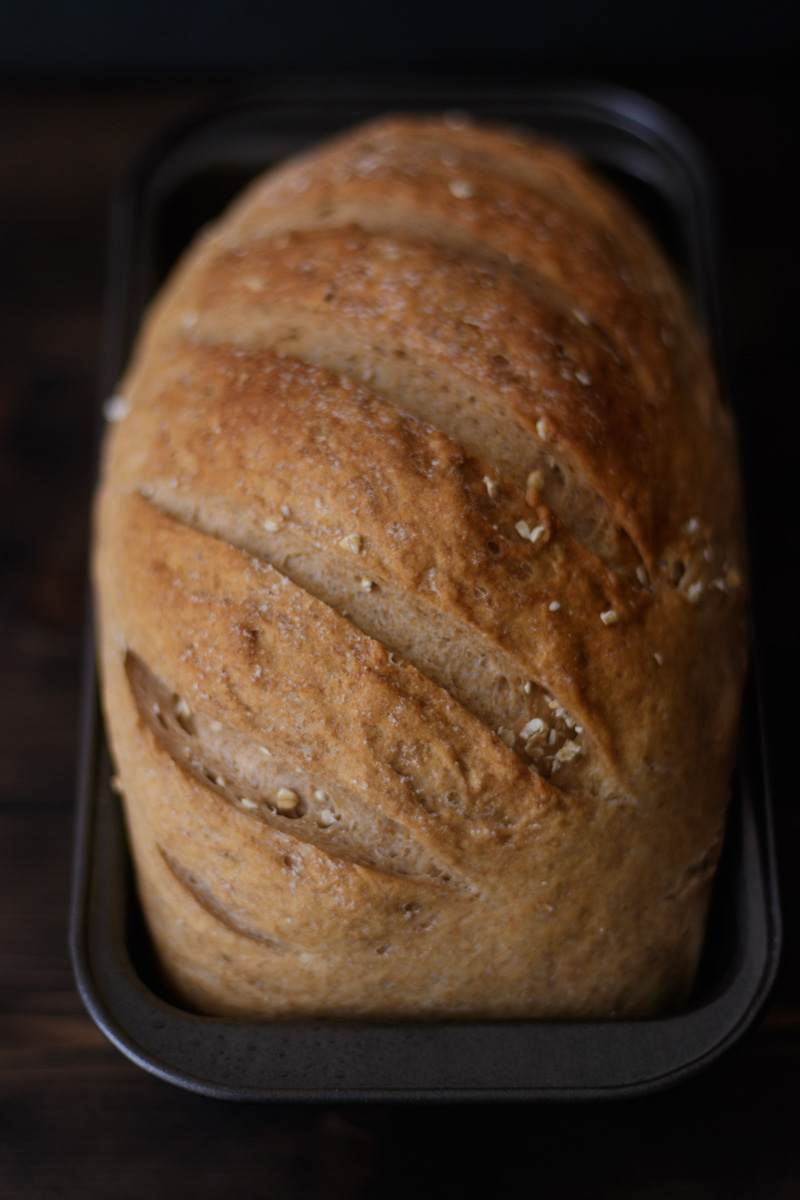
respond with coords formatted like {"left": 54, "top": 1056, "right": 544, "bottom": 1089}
{"left": 1, "top": 72, "right": 798, "bottom": 1196}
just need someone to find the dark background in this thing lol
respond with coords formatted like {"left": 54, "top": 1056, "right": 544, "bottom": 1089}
{"left": 1, "top": 2, "right": 799, "bottom": 1195}
{"left": 0, "top": 0, "right": 798, "bottom": 77}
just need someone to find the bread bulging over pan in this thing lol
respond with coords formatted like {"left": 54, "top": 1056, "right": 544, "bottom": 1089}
{"left": 93, "top": 113, "right": 747, "bottom": 1018}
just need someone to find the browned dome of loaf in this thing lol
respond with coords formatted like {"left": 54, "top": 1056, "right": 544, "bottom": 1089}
{"left": 92, "top": 113, "right": 747, "bottom": 1019}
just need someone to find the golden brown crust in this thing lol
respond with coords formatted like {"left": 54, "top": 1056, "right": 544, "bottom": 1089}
{"left": 93, "top": 114, "right": 746, "bottom": 1018}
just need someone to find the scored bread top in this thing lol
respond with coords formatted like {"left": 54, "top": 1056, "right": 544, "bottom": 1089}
{"left": 93, "top": 114, "right": 747, "bottom": 1018}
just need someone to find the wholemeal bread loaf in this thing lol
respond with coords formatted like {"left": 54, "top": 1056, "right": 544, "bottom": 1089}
{"left": 93, "top": 113, "right": 747, "bottom": 1018}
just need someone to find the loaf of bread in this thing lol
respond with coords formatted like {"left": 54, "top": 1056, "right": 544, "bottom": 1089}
{"left": 93, "top": 113, "right": 747, "bottom": 1018}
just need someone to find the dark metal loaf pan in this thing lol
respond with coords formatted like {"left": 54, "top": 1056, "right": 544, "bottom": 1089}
{"left": 71, "top": 80, "right": 781, "bottom": 1102}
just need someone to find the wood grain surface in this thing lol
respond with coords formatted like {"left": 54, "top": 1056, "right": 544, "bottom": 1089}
{"left": 0, "top": 72, "right": 797, "bottom": 1197}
